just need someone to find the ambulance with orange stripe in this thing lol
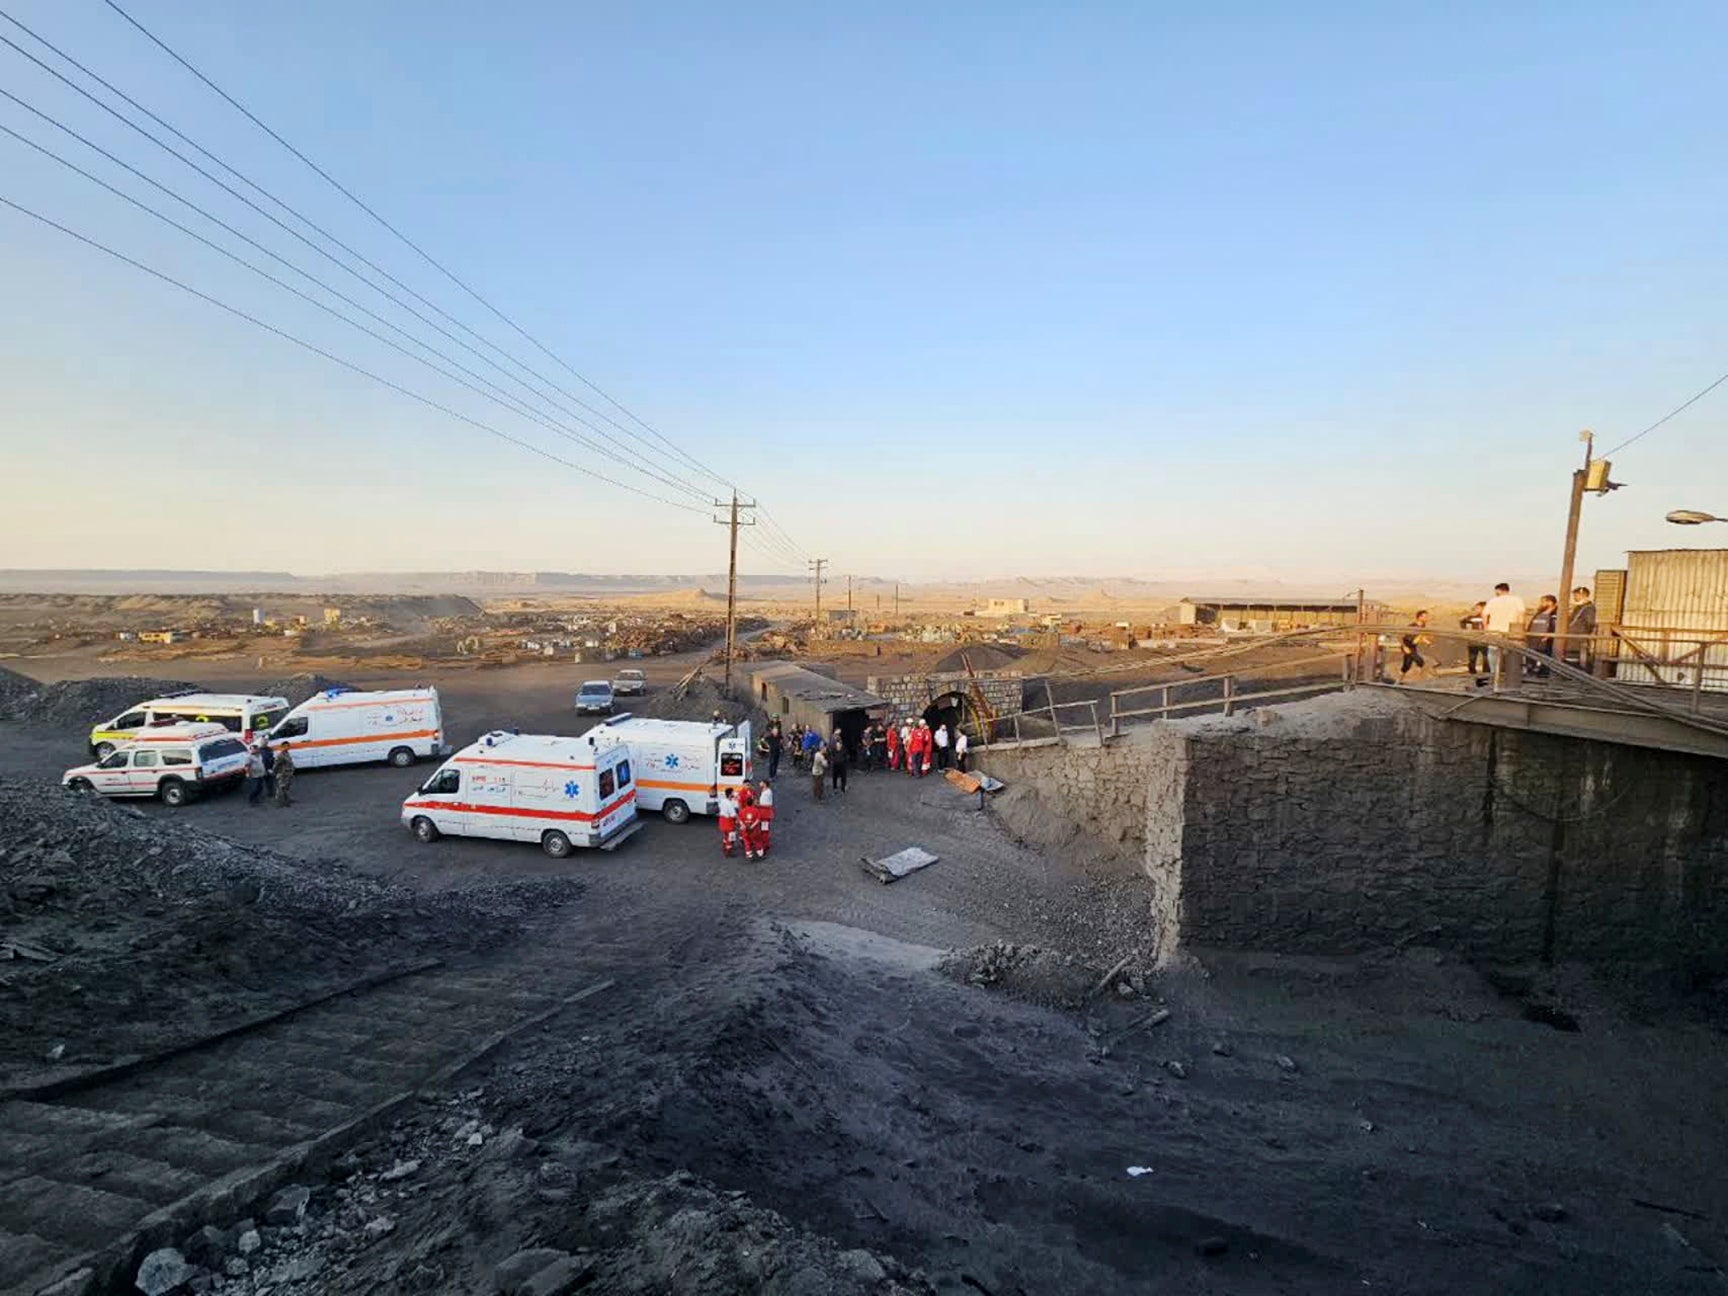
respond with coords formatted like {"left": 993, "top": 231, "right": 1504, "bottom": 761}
{"left": 580, "top": 715, "right": 752, "bottom": 824}
{"left": 266, "top": 687, "right": 448, "bottom": 770}
{"left": 401, "top": 729, "right": 641, "bottom": 857}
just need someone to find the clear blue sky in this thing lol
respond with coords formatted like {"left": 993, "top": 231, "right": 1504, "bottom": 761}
{"left": 2, "top": 0, "right": 1725, "bottom": 586}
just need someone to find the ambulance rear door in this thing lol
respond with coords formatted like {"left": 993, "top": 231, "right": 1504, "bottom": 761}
{"left": 717, "top": 720, "right": 751, "bottom": 789}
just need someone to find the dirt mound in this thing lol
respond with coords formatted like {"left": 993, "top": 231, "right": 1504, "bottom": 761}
{"left": 0, "top": 673, "right": 202, "bottom": 727}
{"left": 0, "top": 776, "right": 576, "bottom": 1089}
{"left": 938, "top": 940, "right": 1102, "bottom": 1008}
{"left": 931, "top": 642, "right": 1027, "bottom": 674}
{"left": 639, "top": 673, "right": 752, "bottom": 726}
{"left": 262, "top": 672, "right": 355, "bottom": 706}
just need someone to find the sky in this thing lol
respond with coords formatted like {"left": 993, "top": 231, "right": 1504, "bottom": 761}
{"left": 1, "top": 0, "right": 1726, "bottom": 588}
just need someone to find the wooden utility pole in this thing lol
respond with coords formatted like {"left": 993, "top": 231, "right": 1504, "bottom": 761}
{"left": 1556, "top": 430, "right": 1596, "bottom": 630}
{"left": 847, "top": 574, "right": 854, "bottom": 612}
{"left": 894, "top": 582, "right": 900, "bottom": 617}
{"left": 713, "top": 491, "right": 756, "bottom": 694}
{"left": 809, "top": 558, "right": 828, "bottom": 623}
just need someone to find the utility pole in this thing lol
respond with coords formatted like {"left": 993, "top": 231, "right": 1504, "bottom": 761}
{"left": 712, "top": 491, "right": 756, "bottom": 695}
{"left": 847, "top": 574, "right": 854, "bottom": 612}
{"left": 894, "top": 582, "right": 900, "bottom": 618}
{"left": 808, "top": 558, "right": 828, "bottom": 623}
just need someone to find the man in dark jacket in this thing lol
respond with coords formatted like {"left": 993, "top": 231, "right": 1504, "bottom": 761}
{"left": 1565, "top": 587, "right": 1597, "bottom": 670}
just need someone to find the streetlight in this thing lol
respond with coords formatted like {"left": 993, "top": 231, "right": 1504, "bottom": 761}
{"left": 1666, "top": 509, "right": 1726, "bottom": 525}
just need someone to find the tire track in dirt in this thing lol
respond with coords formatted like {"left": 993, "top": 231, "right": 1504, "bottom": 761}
{"left": 0, "top": 956, "right": 611, "bottom": 1296}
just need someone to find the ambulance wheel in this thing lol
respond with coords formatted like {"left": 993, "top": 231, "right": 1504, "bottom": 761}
{"left": 159, "top": 779, "right": 188, "bottom": 808}
{"left": 411, "top": 816, "right": 439, "bottom": 843}
{"left": 388, "top": 746, "right": 416, "bottom": 768}
{"left": 541, "top": 830, "right": 573, "bottom": 858}
{"left": 67, "top": 777, "right": 93, "bottom": 794}
{"left": 94, "top": 742, "right": 115, "bottom": 761}
{"left": 662, "top": 799, "right": 691, "bottom": 825}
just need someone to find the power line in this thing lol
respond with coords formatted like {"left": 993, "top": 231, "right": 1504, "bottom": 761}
{"left": 0, "top": 12, "right": 723, "bottom": 508}
{"left": 96, "top": 0, "right": 752, "bottom": 504}
{"left": 0, "top": 97, "right": 719, "bottom": 508}
{"left": 0, "top": 192, "right": 710, "bottom": 514}
{"left": 1603, "top": 367, "right": 1728, "bottom": 457}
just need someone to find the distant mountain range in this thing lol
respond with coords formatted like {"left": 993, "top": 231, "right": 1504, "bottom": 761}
{"left": 0, "top": 568, "right": 1552, "bottom": 603}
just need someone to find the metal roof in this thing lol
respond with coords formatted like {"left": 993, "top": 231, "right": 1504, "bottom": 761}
{"left": 749, "top": 664, "right": 888, "bottom": 710}
{"left": 1181, "top": 596, "right": 1366, "bottom": 610}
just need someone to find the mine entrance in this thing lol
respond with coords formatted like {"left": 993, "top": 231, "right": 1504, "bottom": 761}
{"left": 921, "top": 691, "right": 968, "bottom": 736}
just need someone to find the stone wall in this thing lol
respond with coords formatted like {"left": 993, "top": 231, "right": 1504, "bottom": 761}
{"left": 1144, "top": 693, "right": 1728, "bottom": 968}
{"left": 866, "top": 672, "right": 1024, "bottom": 719}
{"left": 977, "top": 735, "right": 1159, "bottom": 862}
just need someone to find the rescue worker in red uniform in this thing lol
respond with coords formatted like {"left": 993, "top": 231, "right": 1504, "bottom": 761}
{"left": 886, "top": 722, "right": 903, "bottom": 771}
{"left": 736, "top": 784, "right": 763, "bottom": 861}
{"left": 716, "top": 785, "right": 739, "bottom": 858}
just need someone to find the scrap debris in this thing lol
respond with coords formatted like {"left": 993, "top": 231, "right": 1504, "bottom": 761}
{"left": 943, "top": 770, "right": 1004, "bottom": 795}
{"left": 0, "top": 938, "right": 53, "bottom": 962}
{"left": 860, "top": 846, "right": 940, "bottom": 884}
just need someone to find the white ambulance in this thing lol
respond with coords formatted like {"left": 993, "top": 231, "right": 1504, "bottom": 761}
{"left": 581, "top": 714, "right": 752, "bottom": 823}
{"left": 401, "top": 730, "right": 642, "bottom": 856}
{"left": 89, "top": 691, "right": 289, "bottom": 760}
{"left": 266, "top": 687, "right": 448, "bottom": 769}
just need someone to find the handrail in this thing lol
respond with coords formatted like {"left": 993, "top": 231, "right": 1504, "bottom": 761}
{"left": 968, "top": 621, "right": 1728, "bottom": 750}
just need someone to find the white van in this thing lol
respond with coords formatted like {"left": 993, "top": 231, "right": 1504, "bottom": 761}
{"left": 89, "top": 692, "right": 289, "bottom": 760}
{"left": 401, "top": 730, "right": 642, "bottom": 856}
{"left": 582, "top": 715, "right": 752, "bottom": 823}
{"left": 267, "top": 687, "right": 447, "bottom": 769}
{"left": 63, "top": 722, "right": 251, "bottom": 806}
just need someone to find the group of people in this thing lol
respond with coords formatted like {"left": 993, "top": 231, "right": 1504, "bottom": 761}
{"left": 1395, "top": 583, "right": 1598, "bottom": 683}
{"left": 1459, "top": 583, "right": 1597, "bottom": 682}
{"left": 243, "top": 738, "right": 296, "bottom": 807}
{"left": 716, "top": 780, "right": 774, "bottom": 860}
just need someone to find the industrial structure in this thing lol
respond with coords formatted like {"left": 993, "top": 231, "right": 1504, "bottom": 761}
{"left": 1177, "top": 595, "right": 1373, "bottom": 632}
{"left": 1594, "top": 548, "right": 1728, "bottom": 692}
{"left": 747, "top": 663, "right": 891, "bottom": 751}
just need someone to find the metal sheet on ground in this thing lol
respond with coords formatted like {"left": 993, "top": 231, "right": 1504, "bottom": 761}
{"left": 860, "top": 846, "right": 940, "bottom": 884}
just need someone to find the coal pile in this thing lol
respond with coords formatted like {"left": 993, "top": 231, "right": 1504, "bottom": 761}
{"left": 938, "top": 941, "right": 1102, "bottom": 1008}
{"left": 262, "top": 672, "right": 355, "bottom": 707}
{"left": 0, "top": 669, "right": 201, "bottom": 727}
{"left": 640, "top": 674, "right": 753, "bottom": 726}
{"left": 140, "top": 1081, "right": 931, "bottom": 1296}
{"left": 0, "top": 776, "right": 576, "bottom": 1089}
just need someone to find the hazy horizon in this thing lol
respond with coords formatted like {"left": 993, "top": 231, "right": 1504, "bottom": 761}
{"left": 3, "top": 2, "right": 1725, "bottom": 581}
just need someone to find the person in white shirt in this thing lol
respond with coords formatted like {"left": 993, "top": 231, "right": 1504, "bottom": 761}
{"left": 1479, "top": 582, "right": 1528, "bottom": 687}
{"left": 933, "top": 721, "right": 951, "bottom": 770}
{"left": 954, "top": 729, "right": 970, "bottom": 773}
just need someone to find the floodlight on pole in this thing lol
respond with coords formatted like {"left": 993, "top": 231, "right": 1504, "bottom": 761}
{"left": 1666, "top": 509, "right": 1726, "bottom": 525}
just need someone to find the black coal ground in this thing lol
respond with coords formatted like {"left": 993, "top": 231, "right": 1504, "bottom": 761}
{"left": 2, "top": 664, "right": 1726, "bottom": 1294}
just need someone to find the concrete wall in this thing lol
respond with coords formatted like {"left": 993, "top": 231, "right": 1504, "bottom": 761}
{"left": 1144, "top": 694, "right": 1728, "bottom": 968}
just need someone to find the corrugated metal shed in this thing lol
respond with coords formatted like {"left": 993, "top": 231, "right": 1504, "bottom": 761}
{"left": 1619, "top": 549, "right": 1728, "bottom": 691}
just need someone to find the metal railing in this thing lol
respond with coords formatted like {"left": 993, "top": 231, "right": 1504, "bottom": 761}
{"left": 962, "top": 620, "right": 1728, "bottom": 751}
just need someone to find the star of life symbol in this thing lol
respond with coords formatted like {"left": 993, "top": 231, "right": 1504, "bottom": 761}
{"left": 564, "top": 780, "right": 581, "bottom": 798}
{"left": 664, "top": 754, "right": 681, "bottom": 769}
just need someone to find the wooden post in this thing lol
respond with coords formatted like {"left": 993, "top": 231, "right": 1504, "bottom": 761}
{"left": 1693, "top": 652, "right": 1707, "bottom": 713}
{"left": 1222, "top": 675, "right": 1236, "bottom": 717}
{"left": 1091, "top": 700, "right": 1105, "bottom": 746}
{"left": 1160, "top": 684, "right": 1170, "bottom": 717}
{"left": 1109, "top": 691, "right": 1120, "bottom": 738}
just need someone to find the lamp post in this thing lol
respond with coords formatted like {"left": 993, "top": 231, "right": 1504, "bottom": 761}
{"left": 1666, "top": 510, "right": 1727, "bottom": 525}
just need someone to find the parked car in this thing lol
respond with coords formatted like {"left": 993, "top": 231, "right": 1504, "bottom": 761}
{"left": 62, "top": 723, "right": 250, "bottom": 807}
{"left": 574, "top": 680, "right": 616, "bottom": 715}
{"left": 612, "top": 668, "right": 648, "bottom": 697}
